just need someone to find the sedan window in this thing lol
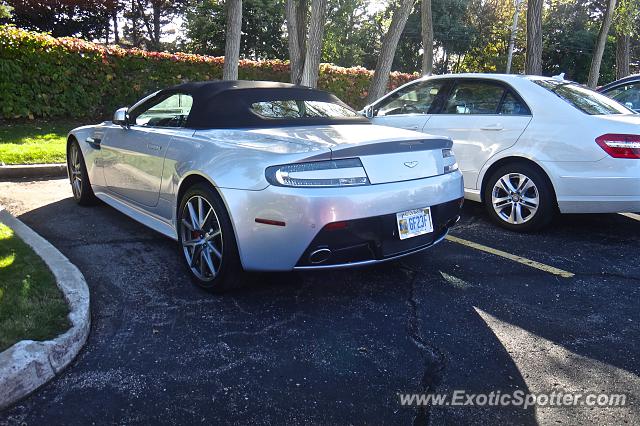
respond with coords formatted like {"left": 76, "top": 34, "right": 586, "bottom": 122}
{"left": 375, "top": 81, "right": 445, "bottom": 116}
{"left": 500, "top": 91, "right": 531, "bottom": 115}
{"left": 604, "top": 82, "right": 640, "bottom": 112}
{"left": 135, "top": 93, "right": 194, "bottom": 127}
{"left": 444, "top": 82, "right": 505, "bottom": 114}
{"left": 534, "top": 80, "right": 632, "bottom": 115}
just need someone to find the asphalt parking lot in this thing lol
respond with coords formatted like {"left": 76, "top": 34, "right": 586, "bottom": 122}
{"left": 0, "top": 178, "right": 639, "bottom": 425}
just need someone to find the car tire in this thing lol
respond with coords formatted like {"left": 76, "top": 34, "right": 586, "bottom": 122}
{"left": 483, "top": 162, "right": 555, "bottom": 232}
{"left": 67, "top": 139, "right": 97, "bottom": 206}
{"left": 177, "top": 183, "right": 244, "bottom": 292}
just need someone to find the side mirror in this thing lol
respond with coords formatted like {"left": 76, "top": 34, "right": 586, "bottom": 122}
{"left": 113, "top": 107, "right": 129, "bottom": 126}
{"left": 362, "top": 105, "right": 375, "bottom": 119}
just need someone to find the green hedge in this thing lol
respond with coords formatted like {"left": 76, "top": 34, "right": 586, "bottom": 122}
{"left": 0, "top": 25, "right": 417, "bottom": 120}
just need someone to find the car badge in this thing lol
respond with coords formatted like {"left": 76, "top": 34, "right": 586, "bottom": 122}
{"left": 404, "top": 161, "right": 419, "bottom": 168}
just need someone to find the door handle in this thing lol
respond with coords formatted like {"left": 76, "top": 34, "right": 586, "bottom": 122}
{"left": 480, "top": 124, "right": 503, "bottom": 131}
{"left": 147, "top": 143, "right": 162, "bottom": 151}
{"left": 402, "top": 125, "right": 419, "bottom": 131}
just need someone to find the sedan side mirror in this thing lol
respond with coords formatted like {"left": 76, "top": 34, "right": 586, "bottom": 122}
{"left": 113, "top": 107, "right": 129, "bottom": 127}
{"left": 362, "top": 105, "right": 375, "bottom": 119}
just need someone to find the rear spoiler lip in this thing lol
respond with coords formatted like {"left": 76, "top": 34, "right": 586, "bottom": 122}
{"left": 299, "top": 138, "right": 453, "bottom": 162}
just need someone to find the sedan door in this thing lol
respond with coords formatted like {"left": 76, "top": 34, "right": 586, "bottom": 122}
{"left": 424, "top": 79, "right": 532, "bottom": 190}
{"left": 100, "top": 92, "right": 194, "bottom": 207}
{"left": 369, "top": 79, "right": 448, "bottom": 132}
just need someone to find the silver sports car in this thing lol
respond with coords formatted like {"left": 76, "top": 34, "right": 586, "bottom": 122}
{"left": 67, "top": 81, "right": 464, "bottom": 291}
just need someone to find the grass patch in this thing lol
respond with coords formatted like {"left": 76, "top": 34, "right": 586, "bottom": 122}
{"left": 0, "top": 223, "right": 70, "bottom": 351}
{"left": 0, "top": 120, "right": 84, "bottom": 165}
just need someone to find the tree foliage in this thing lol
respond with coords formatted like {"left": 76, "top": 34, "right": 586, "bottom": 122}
{"left": 183, "top": 0, "right": 286, "bottom": 60}
{"left": 121, "top": 0, "right": 187, "bottom": 49}
{"left": 1, "top": 0, "right": 638, "bottom": 92}
{"left": 321, "top": 0, "right": 381, "bottom": 69}
{"left": 542, "top": 0, "right": 614, "bottom": 83}
{"left": 6, "top": 0, "right": 117, "bottom": 40}
{"left": 614, "top": 0, "right": 640, "bottom": 35}
{"left": 0, "top": 1, "right": 12, "bottom": 20}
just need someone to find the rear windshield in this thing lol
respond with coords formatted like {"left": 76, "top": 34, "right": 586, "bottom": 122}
{"left": 534, "top": 80, "right": 632, "bottom": 115}
{"left": 250, "top": 100, "right": 358, "bottom": 119}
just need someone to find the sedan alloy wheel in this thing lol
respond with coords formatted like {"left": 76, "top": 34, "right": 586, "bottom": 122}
{"left": 491, "top": 173, "right": 539, "bottom": 225}
{"left": 484, "top": 163, "right": 555, "bottom": 232}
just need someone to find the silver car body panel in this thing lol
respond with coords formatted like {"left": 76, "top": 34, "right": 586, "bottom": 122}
{"left": 69, "top": 122, "right": 463, "bottom": 271}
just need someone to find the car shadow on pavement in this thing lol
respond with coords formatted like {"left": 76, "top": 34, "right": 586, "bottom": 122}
{"left": 5, "top": 197, "right": 638, "bottom": 424}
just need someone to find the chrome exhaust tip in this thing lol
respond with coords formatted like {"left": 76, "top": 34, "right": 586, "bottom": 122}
{"left": 309, "top": 248, "right": 332, "bottom": 264}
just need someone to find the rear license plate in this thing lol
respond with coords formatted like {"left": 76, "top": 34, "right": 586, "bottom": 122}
{"left": 396, "top": 207, "right": 433, "bottom": 240}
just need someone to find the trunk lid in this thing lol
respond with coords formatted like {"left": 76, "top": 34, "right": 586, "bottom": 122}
{"left": 194, "top": 124, "right": 453, "bottom": 184}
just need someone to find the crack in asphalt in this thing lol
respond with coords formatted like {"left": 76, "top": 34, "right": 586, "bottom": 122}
{"left": 573, "top": 272, "right": 640, "bottom": 283}
{"left": 62, "top": 238, "right": 167, "bottom": 247}
{"left": 216, "top": 313, "right": 301, "bottom": 338}
{"left": 401, "top": 267, "right": 447, "bottom": 426}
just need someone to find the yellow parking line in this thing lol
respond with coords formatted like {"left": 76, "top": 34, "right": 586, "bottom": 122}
{"left": 621, "top": 213, "right": 640, "bottom": 222}
{"left": 445, "top": 235, "right": 575, "bottom": 278}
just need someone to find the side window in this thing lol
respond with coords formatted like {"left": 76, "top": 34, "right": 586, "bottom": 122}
{"left": 499, "top": 91, "right": 530, "bottom": 115}
{"left": 135, "top": 93, "right": 193, "bottom": 127}
{"left": 444, "top": 82, "right": 505, "bottom": 114}
{"left": 375, "top": 81, "right": 445, "bottom": 116}
{"left": 606, "top": 83, "right": 640, "bottom": 111}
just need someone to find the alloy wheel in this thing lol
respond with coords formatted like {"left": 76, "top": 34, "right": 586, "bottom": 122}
{"left": 179, "top": 195, "right": 224, "bottom": 281}
{"left": 69, "top": 143, "right": 83, "bottom": 199}
{"left": 491, "top": 173, "right": 539, "bottom": 225}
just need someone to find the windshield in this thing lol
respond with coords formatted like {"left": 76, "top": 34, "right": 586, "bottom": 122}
{"left": 534, "top": 80, "right": 633, "bottom": 115}
{"left": 250, "top": 100, "right": 358, "bottom": 119}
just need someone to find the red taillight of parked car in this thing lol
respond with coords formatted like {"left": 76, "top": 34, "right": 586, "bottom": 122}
{"left": 596, "top": 134, "right": 640, "bottom": 159}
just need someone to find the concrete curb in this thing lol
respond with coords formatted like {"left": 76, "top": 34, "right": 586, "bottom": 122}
{"left": 0, "top": 164, "right": 67, "bottom": 180}
{"left": 0, "top": 208, "right": 90, "bottom": 411}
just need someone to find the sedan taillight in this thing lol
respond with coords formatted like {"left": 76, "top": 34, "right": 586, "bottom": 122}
{"left": 595, "top": 134, "right": 640, "bottom": 159}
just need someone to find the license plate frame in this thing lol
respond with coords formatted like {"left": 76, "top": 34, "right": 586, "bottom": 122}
{"left": 396, "top": 207, "right": 434, "bottom": 240}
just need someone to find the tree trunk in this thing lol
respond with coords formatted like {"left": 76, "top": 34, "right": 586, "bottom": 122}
{"left": 223, "top": 0, "right": 243, "bottom": 80}
{"left": 137, "top": 0, "right": 155, "bottom": 47}
{"left": 525, "top": 0, "right": 543, "bottom": 75}
{"left": 131, "top": 0, "right": 140, "bottom": 47}
{"left": 455, "top": 54, "right": 463, "bottom": 73}
{"left": 616, "top": 32, "right": 630, "bottom": 80}
{"left": 105, "top": 13, "right": 110, "bottom": 44}
{"left": 506, "top": 0, "right": 524, "bottom": 73}
{"left": 296, "top": 0, "right": 307, "bottom": 53}
{"left": 588, "top": 0, "right": 617, "bottom": 88}
{"left": 113, "top": 10, "right": 120, "bottom": 44}
{"left": 286, "top": 0, "right": 306, "bottom": 84}
{"left": 421, "top": 0, "right": 433, "bottom": 76}
{"left": 299, "top": 0, "right": 328, "bottom": 88}
{"left": 152, "top": 2, "right": 161, "bottom": 48}
{"left": 367, "top": 0, "right": 415, "bottom": 103}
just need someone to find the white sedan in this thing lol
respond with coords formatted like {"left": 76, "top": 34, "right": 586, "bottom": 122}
{"left": 363, "top": 73, "right": 640, "bottom": 231}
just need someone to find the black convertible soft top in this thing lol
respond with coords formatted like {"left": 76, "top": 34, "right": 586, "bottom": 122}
{"left": 131, "top": 80, "right": 370, "bottom": 129}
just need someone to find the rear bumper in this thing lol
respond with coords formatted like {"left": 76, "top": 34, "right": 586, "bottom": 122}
{"left": 541, "top": 159, "right": 640, "bottom": 213}
{"left": 294, "top": 198, "right": 462, "bottom": 270}
{"left": 219, "top": 171, "right": 464, "bottom": 271}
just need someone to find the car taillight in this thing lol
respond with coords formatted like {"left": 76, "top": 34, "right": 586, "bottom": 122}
{"left": 595, "top": 134, "right": 640, "bottom": 159}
